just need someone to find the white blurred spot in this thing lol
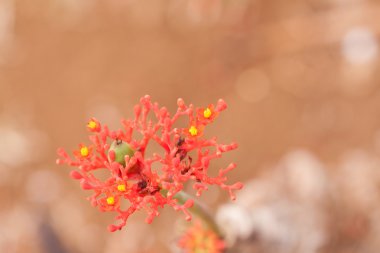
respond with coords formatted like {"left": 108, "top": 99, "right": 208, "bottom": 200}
{"left": 0, "top": 127, "right": 30, "bottom": 167}
{"left": 218, "top": 150, "right": 328, "bottom": 253}
{"left": 235, "top": 68, "right": 271, "bottom": 103}
{"left": 216, "top": 204, "right": 253, "bottom": 244}
{"left": 248, "top": 203, "right": 298, "bottom": 250}
{"left": 25, "top": 170, "right": 62, "bottom": 204}
{"left": 342, "top": 27, "right": 378, "bottom": 65}
{"left": 281, "top": 150, "right": 328, "bottom": 202}
{"left": 0, "top": 126, "right": 50, "bottom": 168}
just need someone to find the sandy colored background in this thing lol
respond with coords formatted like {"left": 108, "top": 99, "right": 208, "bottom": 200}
{"left": 1, "top": 0, "right": 380, "bottom": 253}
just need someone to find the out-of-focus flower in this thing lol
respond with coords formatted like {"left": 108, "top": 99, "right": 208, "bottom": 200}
{"left": 57, "top": 95, "right": 242, "bottom": 232}
{"left": 217, "top": 150, "right": 328, "bottom": 253}
{"left": 178, "top": 221, "right": 225, "bottom": 253}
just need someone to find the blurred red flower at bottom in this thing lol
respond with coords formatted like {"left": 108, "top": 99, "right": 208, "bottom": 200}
{"left": 178, "top": 221, "right": 225, "bottom": 253}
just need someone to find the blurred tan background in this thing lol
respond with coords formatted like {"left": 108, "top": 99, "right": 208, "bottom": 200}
{"left": 1, "top": 0, "right": 380, "bottom": 253}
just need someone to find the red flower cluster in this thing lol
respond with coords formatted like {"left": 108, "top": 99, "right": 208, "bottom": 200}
{"left": 178, "top": 221, "right": 225, "bottom": 253}
{"left": 57, "top": 95, "right": 242, "bottom": 232}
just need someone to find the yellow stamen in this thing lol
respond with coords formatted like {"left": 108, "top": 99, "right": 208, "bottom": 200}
{"left": 106, "top": 196, "right": 115, "bottom": 205}
{"left": 117, "top": 184, "right": 126, "bottom": 192}
{"left": 203, "top": 108, "right": 212, "bottom": 119}
{"left": 189, "top": 126, "right": 198, "bottom": 136}
{"left": 88, "top": 120, "right": 97, "bottom": 129}
{"left": 80, "top": 146, "right": 89, "bottom": 157}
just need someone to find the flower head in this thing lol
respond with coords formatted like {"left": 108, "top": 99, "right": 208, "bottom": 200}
{"left": 203, "top": 108, "right": 212, "bottom": 119}
{"left": 73, "top": 144, "right": 92, "bottom": 160}
{"left": 178, "top": 221, "right": 225, "bottom": 253}
{"left": 189, "top": 126, "right": 198, "bottom": 136}
{"left": 87, "top": 118, "right": 101, "bottom": 132}
{"left": 56, "top": 95, "right": 242, "bottom": 232}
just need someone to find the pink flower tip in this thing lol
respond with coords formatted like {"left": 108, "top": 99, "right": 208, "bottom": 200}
{"left": 108, "top": 225, "right": 119, "bottom": 232}
{"left": 177, "top": 98, "right": 185, "bottom": 108}
{"left": 70, "top": 170, "right": 83, "bottom": 180}
{"left": 232, "top": 182, "right": 244, "bottom": 190}
{"left": 184, "top": 199, "right": 194, "bottom": 208}
{"left": 145, "top": 214, "right": 157, "bottom": 224}
{"left": 80, "top": 179, "right": 93, "bottom": 190}
{"left": 56, "top": 159, "right": 63, "bottom": 165}
{"left": 216, "top": 99, "right": 227, "bottom": 112}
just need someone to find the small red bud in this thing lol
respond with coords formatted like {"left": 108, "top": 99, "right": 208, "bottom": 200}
{"left": 80, "top": 179, "right": 93, "bottom": 190}
{"left": 69, "top": 170, "right": 83, "bottom": 180}
{"left": 108, "top": 225, "right": 119, "bottom": 232}
{"left": 216, "top": 99, "right": 227, "bottom": 112}
{"left": 177, "top": 98, "right": 185, "bottom": 108}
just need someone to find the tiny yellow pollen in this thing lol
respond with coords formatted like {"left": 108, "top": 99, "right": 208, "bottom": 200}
{"left": 106, "top": 196, "right": 115, "bottom": 205}
{"left": 117, "top": 184, "right": 126, "bottom": 192}
{"left": 88, "top": 120, "right": 97, "bottom": 129}
{"left": 80, "top": 146, "right": 89, "bottom": 157}
{"left": 203, "top": 108, "right": 212, "bottom": 119}
{"left": 189, "top": 126, "right": 198, "bottom": 136}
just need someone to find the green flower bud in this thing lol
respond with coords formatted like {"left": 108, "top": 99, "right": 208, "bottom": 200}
{"left": 110, "top": 140, "right": 135, "bottom": 166}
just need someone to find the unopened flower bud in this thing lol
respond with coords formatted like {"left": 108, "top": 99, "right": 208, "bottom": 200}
{"left": 109, "top": 140, "right": 135, "bottom": 166}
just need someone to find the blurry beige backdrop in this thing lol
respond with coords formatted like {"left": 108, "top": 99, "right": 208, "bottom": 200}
{"left": 1, "top": 0, "right": 380, "bottom": 253}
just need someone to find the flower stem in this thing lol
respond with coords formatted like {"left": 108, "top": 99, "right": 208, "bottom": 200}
{"left": 161, "top": 189, "right": 223, "bottom": 237}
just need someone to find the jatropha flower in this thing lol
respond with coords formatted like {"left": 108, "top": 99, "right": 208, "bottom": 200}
{"left": 57, "top": 95, "right": 242, "bottom": 232}
{"left": 178, "top": 221, "right": 225, "bottom": 253}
